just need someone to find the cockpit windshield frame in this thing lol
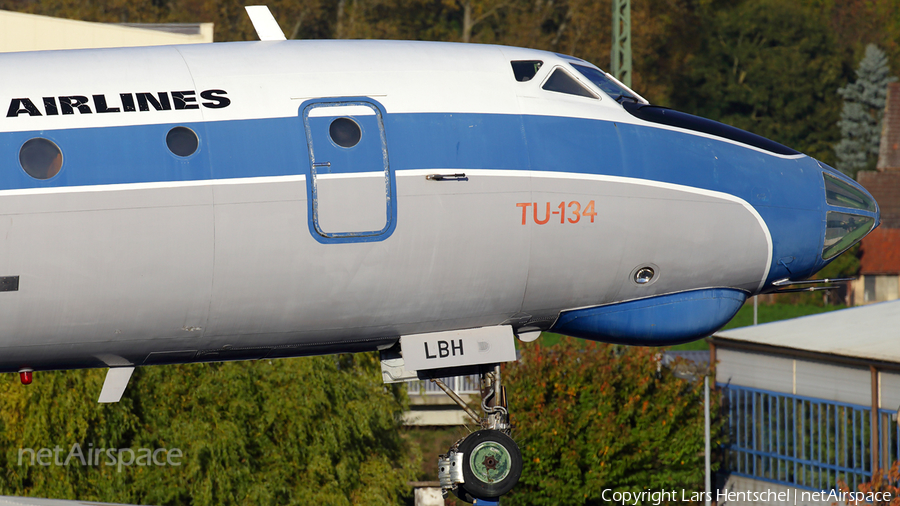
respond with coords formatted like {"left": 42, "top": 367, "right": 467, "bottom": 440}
{"left": 571, "top": 64, "right": 640, "bottom": 104}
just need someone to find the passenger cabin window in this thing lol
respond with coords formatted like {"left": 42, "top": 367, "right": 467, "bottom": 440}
{"left": 19, "top": 138, "right": 62, "bottom": 179}
{"left": 166, "top": 126, "right": 199, "bottom": 157}
{"left": 511, "top": 61, "right": 543, "bottom": 82}
{"left": 329, "top": 117, "right": 361, "bottom": 148}
{"left": 572, "top": 64, "right": 638, "bottom": 103}
{"left": 541, "top": 68, "right": 597, "bottom": 99}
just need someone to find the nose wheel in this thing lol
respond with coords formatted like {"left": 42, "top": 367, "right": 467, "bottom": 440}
{"left": 459, "top": 430, "right": 522, "bottom": 500}
{"left": 436, "top": 365, "right": 523, "bottom": 503}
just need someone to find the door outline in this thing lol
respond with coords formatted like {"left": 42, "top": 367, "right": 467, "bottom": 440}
{"left": 300, "top": 97, "right": 396, "bottom": 243}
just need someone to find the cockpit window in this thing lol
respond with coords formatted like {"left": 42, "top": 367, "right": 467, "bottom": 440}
{"left": 824, "top": 173, "right": 877, "bottom": 212}
{"left": 823, "top": 211, "right": 875, "bottom": 260}
{"left": 511, "top": 61, "right": 543, "bottom": 82}
{"left": 572, "top": 64, "right": 638, "bottom": 103}
{"left": 541, "top": 68, "right": 597, "bottom": 99}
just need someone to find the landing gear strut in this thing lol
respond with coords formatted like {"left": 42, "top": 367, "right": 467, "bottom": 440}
{"left": 436, "top": 365, "right": 523, "bottom": 503}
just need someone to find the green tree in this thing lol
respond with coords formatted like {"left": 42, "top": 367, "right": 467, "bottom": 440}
{"left": 671, "top": 0, "right": 844, "bottom": 163}
{"left": 503, "top": 337, "right": 721, "bottom": 505}
{"left": 835, "top": 44, "right": 896, "bottom": 178}
{"left": 0, "top": 354, "right": 418, "bottom": 505}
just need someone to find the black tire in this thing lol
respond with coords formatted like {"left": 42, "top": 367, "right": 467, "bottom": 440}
{"left": 450, "top": 484, "right": 477, "bottom": 504}
{"left": 457, "top": 429, "right": 522, "bottom": 500}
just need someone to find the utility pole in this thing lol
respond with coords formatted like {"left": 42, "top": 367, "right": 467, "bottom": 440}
{"left": 704, "top": 376, "right": 711, "bottom": 506}
{"left": 611, "top": 0, "right": 632, "bottom": 87}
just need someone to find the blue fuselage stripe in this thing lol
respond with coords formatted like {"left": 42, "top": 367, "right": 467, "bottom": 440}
{"left": 0, "top": 111, "right": 827, "bottom": 281}
{"left": 0, "top": 113, "right": 819, "bottom": 194}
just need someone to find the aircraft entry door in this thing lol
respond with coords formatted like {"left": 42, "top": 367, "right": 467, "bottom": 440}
{"left": 301, "top": 99, "right": 396, "bottom": 243}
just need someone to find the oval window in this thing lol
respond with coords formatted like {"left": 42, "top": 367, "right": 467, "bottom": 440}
{"left": 166, "top": 126, "right": 199, "bottom": 157}
{"left": 329, "top": 117, "right": 361, "bottom": 148}
{"left": 19, "top": 138, "right": 63, "bottom": 180}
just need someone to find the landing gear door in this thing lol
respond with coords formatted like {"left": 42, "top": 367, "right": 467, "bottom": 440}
{"left": 301, "top": 98, "right": 396, "bottom": 243}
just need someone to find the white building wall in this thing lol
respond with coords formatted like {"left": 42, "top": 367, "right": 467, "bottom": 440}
{"left": 720, "top": 475, "right": 842, "bottom": 506}
{"left": 718, "top": 348, "right": 877, "bottom": 407}
{"left": 794, "top": 360, "right": 870, "bottom": 406}
{"left": 0, "top": 10, "right": 212, "bottom": 53}
{"left": 881, "top": 371, "right": 900, "bottom": 411}
{"left": 717, "top": 348, "right": 793, "bottom": 394}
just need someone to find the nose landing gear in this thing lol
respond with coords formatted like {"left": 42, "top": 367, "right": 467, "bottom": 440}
{"left": 448, "top": 429, "right": 521, "bottom": 502}
{"left": 436, "top": 365, "right": 523, "bottom": 503}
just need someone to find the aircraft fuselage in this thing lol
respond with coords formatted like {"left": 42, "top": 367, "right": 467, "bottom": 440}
{"left": 0, "top": 40, "right": 878, "bottom": 372}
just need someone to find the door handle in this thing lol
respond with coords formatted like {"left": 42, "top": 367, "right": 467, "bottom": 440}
{"left": 426, "top": 173, "right": 467, "bottom": 181}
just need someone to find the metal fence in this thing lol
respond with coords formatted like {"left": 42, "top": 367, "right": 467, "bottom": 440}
{"left": 406, "top": 374, "right": 481, "bottom": 396}
{"left": 879, "top": 407, "right": 900, "bottom": 471}
{"left": 721, "top": 384, "right": 900, "bottom": 491}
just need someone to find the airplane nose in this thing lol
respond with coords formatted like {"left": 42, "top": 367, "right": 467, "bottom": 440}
{"left": 820, "top": 163, "right": 879, "bottom": 261}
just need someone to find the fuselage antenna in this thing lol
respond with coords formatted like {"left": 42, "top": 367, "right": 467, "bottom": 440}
{"left": 245, "top": 5, "right": 287, "bottom": 41}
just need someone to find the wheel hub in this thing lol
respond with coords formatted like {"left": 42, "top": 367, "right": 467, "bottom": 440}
{"left": 471, "top": 441, "right": 511, "bottom": 483}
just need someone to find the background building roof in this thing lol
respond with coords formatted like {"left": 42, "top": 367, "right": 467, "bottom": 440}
{"left": 858, "top": 170, "right": 900, "bottom": 228}
{"left": 714, "top": 299, "right": 900, "bottom": 363}
{"left": 860, "top": 227, "right": 900, "bottom": 274}
{"left": 0, "top": 10, "right": 212, "bottom": 52}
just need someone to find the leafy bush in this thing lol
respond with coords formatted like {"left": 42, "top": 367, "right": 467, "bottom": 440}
{"left": 0, "top": 354, "right": 418, "bottom": 506}
{"left": 504, "top": 337, "right": 721, "bottom": 505}
{"left": 839, "top": 460, "right": 900, "bottom": 506}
